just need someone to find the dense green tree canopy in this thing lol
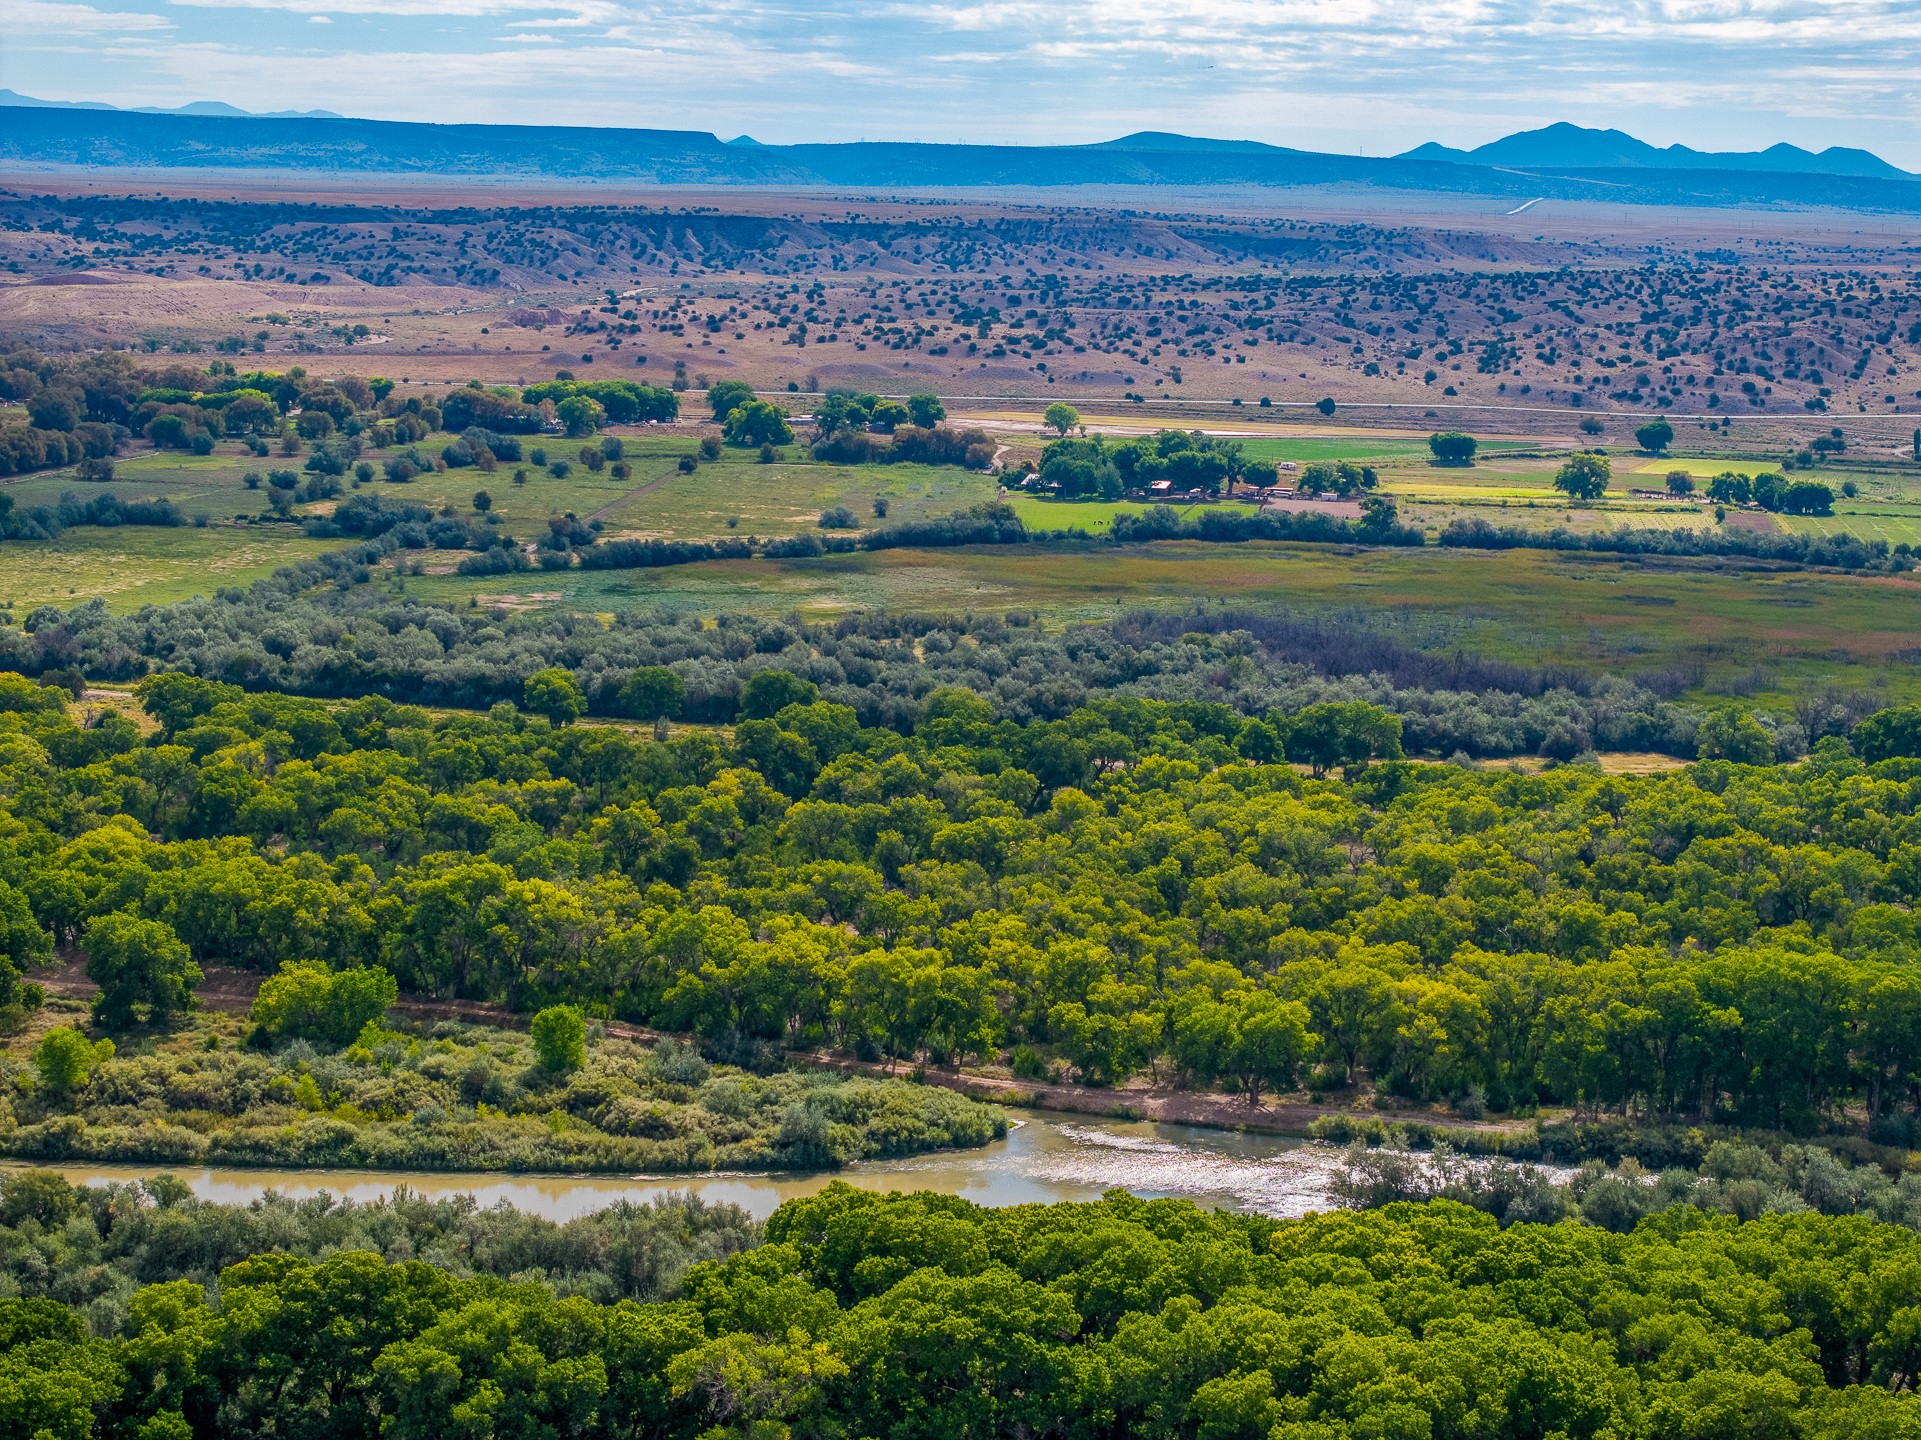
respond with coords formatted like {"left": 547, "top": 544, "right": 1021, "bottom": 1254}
{"left": 0, "top": 671, "right": 1915, "bottom": 1135}
{"left": 706, "top": 380, "right": 758, "bottom": 423}
{"left": 523, "top": 667, "right": 588, "bottom": 726}
{"left": 249, "top": 960, "right": 398, "bottom": 1045}
{"left": 1635, "top": 418, "right": 1675, "bottom": 453}
{"left": 82, "top": 912, "right": 200, "bottom": 1030}
{"left": 723, "top": 401, "right": 795, "bottom": 448}
{"left": 620, "top": 666, "right": 687, "bottom": 723}
{"left": 11, "top": 1184, "right": 1921, "bottom": 1440}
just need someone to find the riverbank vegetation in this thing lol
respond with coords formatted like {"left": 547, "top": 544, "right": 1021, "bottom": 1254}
{"left": 11, "top": 1181, "right": 1921, "bottom": 1440}
{"left": 0, "top": 1170, "right": 757, "bottom": 1329}
{"left": 3, "top": 663, "right": 1921, "bottom": 1146}
{"left": 2, "top": 1001, "right": 1002, "bottom": 1173}
{"left": 1333, "top": 1132, "right": 1921, "bottom": 1232}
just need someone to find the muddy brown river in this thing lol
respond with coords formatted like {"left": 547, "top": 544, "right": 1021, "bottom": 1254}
{"left": 9, "top": 1108, "right": 1355, "bottom": 1221}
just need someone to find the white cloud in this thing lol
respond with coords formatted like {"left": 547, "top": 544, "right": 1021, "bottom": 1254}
{"left": 13, "top": 0, "right": 1921, "bottom": 166}
{"left": 10, "top": 0, "right": 172, "bottom": 32}
{"left": 166, "top": 0, "right": 563, "bottom": 13}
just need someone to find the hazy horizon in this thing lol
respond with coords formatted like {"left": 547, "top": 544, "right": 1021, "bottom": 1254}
{"left": 7, "top": 0, "right": 1921, "bottom": 168}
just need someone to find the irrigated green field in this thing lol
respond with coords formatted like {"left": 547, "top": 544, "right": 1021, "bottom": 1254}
{"left": 5, "top": 429, "right": 998, "bottom": 543}
{"left": 1781, "top": 508, "right": 1921, "bottom": 548}
{"left": 0, "top": 528, "right": 343, "bottom": 611}
{"left": 588, "top": 452, "right": 995, "bottom": 539}
{"left": 398, "top": 538, "right": 1921, "bottom": 702}
{"left": 1006, "top": 496, "right": 1262, "bottom": 533}
{"left": 14, "top": 420, "right": 1921, "bottom": 699}
{"left": 3, "top": 449, "right": 282, "bottom": 519}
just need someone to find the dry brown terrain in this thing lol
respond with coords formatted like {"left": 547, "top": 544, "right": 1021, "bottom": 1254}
{"left": 9, "top": 175, "right": 1921, "bottom": 450}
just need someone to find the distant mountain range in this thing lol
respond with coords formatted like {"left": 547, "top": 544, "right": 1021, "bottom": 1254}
{"left": 0, "top": 88, "right": 341, "bottom": 120}
{"left": 1400, "top": 121, "right": 1910, "bottom": 181}
{"left": 0, "top": 95, "right": 1917, "bottom": 212}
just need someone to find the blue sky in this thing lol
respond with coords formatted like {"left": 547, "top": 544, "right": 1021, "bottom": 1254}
{"left": 9, "top": 0, "right": 1921, "bottom": 166}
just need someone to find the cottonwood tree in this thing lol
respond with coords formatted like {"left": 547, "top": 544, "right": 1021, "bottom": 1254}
{"left": 84, "top": 913, "right": 200, "bottom": 1029}
{"left": 724, "top": 401, "right": 795, "bottom": 447}
{"left": 1554, "top": 452, "right": 1611, "bottom": 503}
{"left": 739, "top": 670, "right": 818, "bottom": 720}
{"left": 622, "top": 667, "right": 686, "bottom": 739}
{"left": 707, "top": 380, "right": 757, "bottom": 422}
{"left": 1635, "top": 419, "right": 1675, "bottom": 454}
{"left": 33, "top": 1027, "right": 113, "bottom": 1097}
{"left": 531, "top": 1004, "right": 587, "bottom": 1072}
{"left": 250, "top": 960, "right": 398, "bottom": 1047}
{"left": 523, "top": 668, "right": 587, "bottom": 726}
{"left": 1428, "top": 432, "right": 1478, "bottom": 466}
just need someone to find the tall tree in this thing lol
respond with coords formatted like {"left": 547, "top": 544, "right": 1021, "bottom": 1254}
{"left": 523, "top": 669, "right": 587, "bottom": 726}
{"left": 1553, "top": 452, "right": 1611, "bottom": 503}
{"left": 83, "top": 913, "right": 200, "bottom": 1029}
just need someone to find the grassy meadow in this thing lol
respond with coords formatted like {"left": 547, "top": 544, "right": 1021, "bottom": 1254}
{"left": 0, "top": 425, "right": 999, "bottom": 611}
{"left": 0, "top": 527, "right": 343, "bottom": 612}
{"left": 399, "top": 538, "right": 1921, "bottom": 704}
{"left": 1006, "top": 495, "right": 1264, "bottom": 533}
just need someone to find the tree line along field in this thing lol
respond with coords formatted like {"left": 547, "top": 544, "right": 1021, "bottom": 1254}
{"left": 0, "top": 426, "right": 1001, "bottom": 555}
{"left": 5, "top": 415, "right": 1907, "bottom": 556}
{"left": 7, "top": 465, "right": 1921, "bottom": 717}
{"left": 7, "top": 380, "right": 1920, "bottom": 592}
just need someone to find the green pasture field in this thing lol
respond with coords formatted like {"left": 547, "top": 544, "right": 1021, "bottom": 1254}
{"left": 398, "top": 538, "right": 1921, "bottom": 702}
{"left": 0, "top": 528, "right": 342, "bottom": 612}
{"left": 1385, "top": 452, "right": 1921, "bottom": 548}
{"left": 1631, "top": 457, "right": 1785, "bottom": 479}
{"left": 1780, "top": 507, "right": 1921, "bottom": 548}
{"left": 591, "top": 455, "right": 996, "bottom": 539}
{"left": 1376, "top": 456, "right": 1569, "bottom": 503}
{"left": 4, "top": 429, "right": 997, "bottom": 542}
{"left": 1369, "top": 451, "right": 1719, "bottom": 535}
{"left": 1006, "top": 496, "right": 1261, "bottom": 534}
{"left": 2, "top": 449, "right": 273, "bottom": 518}
{"left": 1380, "top": 475, "right": 1560, "bottom": 503}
